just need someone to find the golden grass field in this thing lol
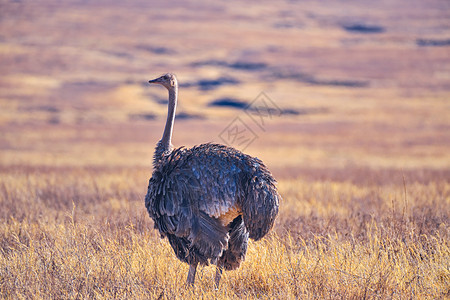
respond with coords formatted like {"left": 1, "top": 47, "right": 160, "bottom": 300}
{"left": 1, "top": 0, "right": 449, "bottom": 298}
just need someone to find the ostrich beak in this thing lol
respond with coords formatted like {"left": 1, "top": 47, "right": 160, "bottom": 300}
{"left": 148, "top": 77, "right": 162, "bottom": 84}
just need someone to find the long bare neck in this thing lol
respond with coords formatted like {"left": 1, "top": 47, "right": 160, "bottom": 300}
{"left": 160, "top": 86, "right": 178, "bottom": 151}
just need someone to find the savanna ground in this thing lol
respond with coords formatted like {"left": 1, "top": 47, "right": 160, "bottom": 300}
{"left": 0, "top": 0, "right": 449, "bottom": 298}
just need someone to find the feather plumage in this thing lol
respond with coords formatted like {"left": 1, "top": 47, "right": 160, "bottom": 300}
{"left": 145, "top": 143, "right": 280, "bottom": 266}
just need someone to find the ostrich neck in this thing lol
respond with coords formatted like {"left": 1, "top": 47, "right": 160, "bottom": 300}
{"left": 160, "top": 86, "right": 178, "bottom": 151}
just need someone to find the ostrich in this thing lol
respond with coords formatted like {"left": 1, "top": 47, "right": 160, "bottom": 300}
{"left": 144, "top": 73, "right": 280, "bottom": 288}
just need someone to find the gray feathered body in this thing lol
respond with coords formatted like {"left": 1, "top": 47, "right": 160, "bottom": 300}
{"left": 145, "top": 143, "right": 280, "bottom": 270}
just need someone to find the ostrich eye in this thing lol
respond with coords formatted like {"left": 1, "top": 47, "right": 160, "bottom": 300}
{"left": 164, "top": 74, "right": 170, "bottom": 79}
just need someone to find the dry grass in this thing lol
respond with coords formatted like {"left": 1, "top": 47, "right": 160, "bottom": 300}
{"left": 0, "top": 166, "right": 448, "bottom": 299}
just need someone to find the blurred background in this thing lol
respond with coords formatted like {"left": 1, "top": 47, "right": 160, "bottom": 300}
{"left": 1, "top": 0, "right": 449, "bottom": 177}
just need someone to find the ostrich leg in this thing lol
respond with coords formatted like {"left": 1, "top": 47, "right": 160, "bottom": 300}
{"left": 186, "top": 263, "right": 198, "bottom": 286}
{"left": 214, "top": 261, "right": 223, "bottom": 289}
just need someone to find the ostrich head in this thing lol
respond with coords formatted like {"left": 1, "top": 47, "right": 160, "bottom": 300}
{"left": 149, "top": 73, "right": 178, "bottom": 90}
